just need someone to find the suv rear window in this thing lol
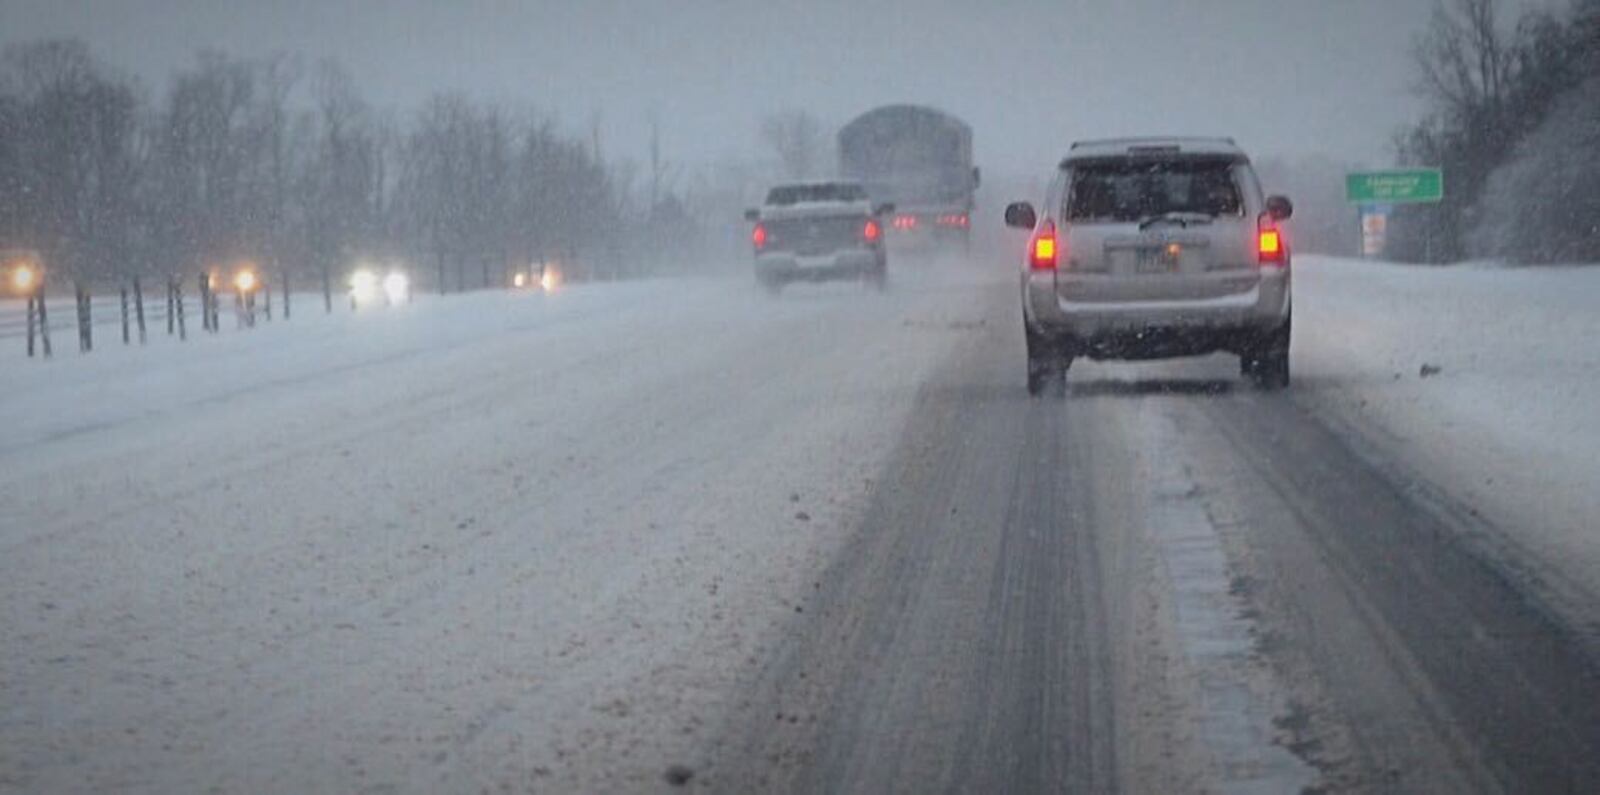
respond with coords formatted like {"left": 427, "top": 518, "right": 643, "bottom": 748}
{"left": 766, "top": 183, "right": 867, "bottom": 205}
{"left": 1065, "top": 159, "right": 1243, "bottom": 222}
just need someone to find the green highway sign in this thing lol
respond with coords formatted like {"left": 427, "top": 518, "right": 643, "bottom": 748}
{"left": 1346, "top": 169, "right": 1444, "bottom": 204}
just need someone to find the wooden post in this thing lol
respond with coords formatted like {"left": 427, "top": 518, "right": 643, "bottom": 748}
{"left": 262, "top": 276, "right": 272, "bottom": 321}
{"left": 133, "top": 277, "right": 146, "bottom": 343}
{"left": 321, "top": 265, "right": 332, "bottom": 314}
{"left": 75, "top": 282, "right": 92, "bottom": 352}
{"left": 37, "top": 285, "right": 52, "bottom": 357}
{"left": 282, "top": 269, "right": 291, "bottom": 319}
{"left": 120, "top": 285, "right": 131, "bottom": 344}
{"left": 209, "top": 277, "right": 221, "bottom": 332}
{"left": 201, "top": 273, "right": 218, "bottom": 333}
{"left": 26, "top": 293, "right": 36, "bottom": 357}
{"left": 166, "top": 278, "right": 175, "bottom": 335}
{"left": 174, "top": 279, "right": 186, "bottom": 340}
{"left": 197, "top": 274, "right": 209, "bottom": 332}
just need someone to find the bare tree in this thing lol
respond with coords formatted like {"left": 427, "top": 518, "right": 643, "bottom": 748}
{"left": 759, "top": 110, "right": 828, "bottom": 180}
{"left": 303, "top": 59, "right": 382, "bottom": 308}
{"left": 0, "top": 40, "right": 141, "bottom": 284}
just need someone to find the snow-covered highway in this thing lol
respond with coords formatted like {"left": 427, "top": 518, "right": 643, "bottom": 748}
{"left": 3, "top": 256, "right": 1599, "bottom": 793}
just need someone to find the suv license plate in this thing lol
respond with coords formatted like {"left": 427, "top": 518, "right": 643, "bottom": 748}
{"left": 1136, "top": 245, "right": 1180, "bottom": 273}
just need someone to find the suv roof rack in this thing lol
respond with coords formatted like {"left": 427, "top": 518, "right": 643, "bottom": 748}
{"left": 1061, "top": 137, "right": 1246, "bottom": 168}
{"left": 1068, "top": 136, "right": 1237, "bottom": 150}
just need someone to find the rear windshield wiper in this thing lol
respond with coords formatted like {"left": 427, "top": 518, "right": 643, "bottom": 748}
{"left": 1137, "top": 211, "right": 1215, "bottom": 230}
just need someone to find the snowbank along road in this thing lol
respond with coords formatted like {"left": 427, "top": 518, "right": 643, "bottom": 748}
{"left": 3, "top": 255, "right": 1599, "bottom": 793}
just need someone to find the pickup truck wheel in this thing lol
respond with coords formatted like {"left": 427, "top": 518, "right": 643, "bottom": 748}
{"left": 759, "top": 275, "right": 783, "bottom": 297}
{"left": 1253, "top": 350, "right": 1289, "bottom": 390}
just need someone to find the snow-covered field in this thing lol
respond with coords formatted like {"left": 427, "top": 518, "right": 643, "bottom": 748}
{"left": 1291, "top": 256, "right": 1600, "bottom": 627}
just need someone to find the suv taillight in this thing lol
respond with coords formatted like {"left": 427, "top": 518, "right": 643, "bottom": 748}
{"left": 752, "top": 223, "right": 768, "bottom": 250}
{"left": 1258, "top": 215, "right": 1284, "bottom": 266}
{"left": 863, "top": 219, "right": 881, "bottom": 242}
{"left": 1030, "top": 221, "right": 1058, "bottom": 271}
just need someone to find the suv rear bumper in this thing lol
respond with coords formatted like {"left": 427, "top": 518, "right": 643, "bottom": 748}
{"left": 1023, "top": 269, "right": 1290, "bottom": 358}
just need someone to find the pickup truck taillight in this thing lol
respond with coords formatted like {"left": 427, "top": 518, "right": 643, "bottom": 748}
{"left": 1258, "top": 214, "right": 1284, "bottom": 266}
{"left": 752, "top": 223, "right": 768, "bottom": 250}
{"left": 1030, "top": 221, "right": 1058, "bottom": 271}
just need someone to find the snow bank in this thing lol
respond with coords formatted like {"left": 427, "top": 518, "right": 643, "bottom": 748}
{"left": 1293, "top": 256, "right": 1600, "bottom": 620}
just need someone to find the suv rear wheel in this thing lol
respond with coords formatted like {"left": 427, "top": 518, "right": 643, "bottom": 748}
{"left": 1242, "top": 314, "right": 1291, "bottom": 390}
{"left": 1026, "top": 324, "right": 1073, "bottom": 397}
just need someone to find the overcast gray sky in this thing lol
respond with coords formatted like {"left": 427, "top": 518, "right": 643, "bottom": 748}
{"left": 0, "top": 0, "right": 1538, "bottom": 176}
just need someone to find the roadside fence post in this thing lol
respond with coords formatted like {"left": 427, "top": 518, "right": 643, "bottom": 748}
{"left": 197, "top": 274, "right": 209, "bottom": 332}
{"left": 75, "top": 282, "right": 91, "bottom": 353}
{"left": 133, "top": 277, "right": 146, "bottom": 343}
{"left": 174, "top": 279, "right": 186, "bottom": 340}
{"left": 26, "top": 291, "right": 36, "bottom": 357}
{"left": 209, "top": 278, "right": 221, "bottom": 332}
{"left": 36, "top": 284, "right": 51, "bottom": 357}
{"left": 120, "top": 285, "right": 130, "bottom": 344}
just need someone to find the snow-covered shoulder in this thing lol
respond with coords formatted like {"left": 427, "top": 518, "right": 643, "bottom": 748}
{"left": 1292, "top": 255, "right": 1600, "bottom": 621}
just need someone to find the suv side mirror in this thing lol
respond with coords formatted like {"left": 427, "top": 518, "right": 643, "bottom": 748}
{"left": 874, "top": 202, "right": 896, "bottom": 216}
{"left": 744, "top": 208, "right": 760, "bottom": 222}
{"left": 1266, "top": 195, "right": 1293, "bottom": 221}
{"left": 971, "top": 166, "right": 982, "bottom": 189}
{"left": 1004, "top": 201, "right": 1037, "bottom": 229}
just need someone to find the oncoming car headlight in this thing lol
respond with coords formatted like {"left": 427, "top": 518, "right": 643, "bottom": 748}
{"left": 382, "top": 271, "right": 409, "bottom": 304}
{"left": 349, "top": 268, "right": 379, "bottom": 303}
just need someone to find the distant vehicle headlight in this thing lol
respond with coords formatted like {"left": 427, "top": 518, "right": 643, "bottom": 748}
{"left": 349, "top": 268, "right": 379, "bottom": 303}
{"left": 382, "top": 271, "right": 409, "bottom": 303}
{"left": 10, "top": 264, "right": 38, "bottom": 293}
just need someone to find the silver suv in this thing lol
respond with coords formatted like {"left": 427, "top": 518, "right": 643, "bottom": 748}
{"left": 1005, "top": 138, "right": 1294, "bottom": 395}
{"left": 746, "top": 181, "right": 891, "bottom": 294}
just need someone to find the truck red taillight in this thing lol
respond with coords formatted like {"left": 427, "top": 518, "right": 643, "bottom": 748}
{"left": 752, "top": 223, "right": 768, "bottom": 250}
{"left": 863, "top": 219, "right": 881, "bottom": 242}
{"left": 1257, "top": 215, "right": 1284, "bottom": 266}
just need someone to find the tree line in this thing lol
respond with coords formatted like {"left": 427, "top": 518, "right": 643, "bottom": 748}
{"left": 0, "top": 40, "right": 711, "bottom": 300}
{"left": 1391, "top": 0, "right": 1600, "bottom": 264}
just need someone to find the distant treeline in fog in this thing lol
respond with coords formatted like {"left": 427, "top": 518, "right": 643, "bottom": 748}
{"left": 1390, "top": 0, "right": 1599, "bottom": 264}
{"left": 0, "top": 41, "right": 731, "bottom": 292}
